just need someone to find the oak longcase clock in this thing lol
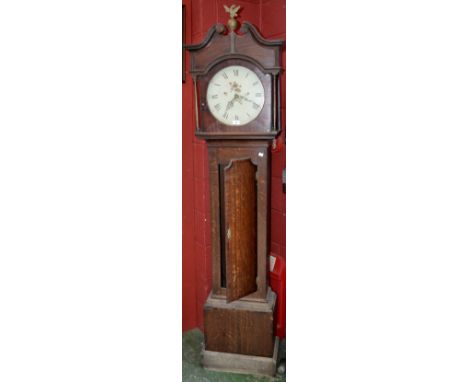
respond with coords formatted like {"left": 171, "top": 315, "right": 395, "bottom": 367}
{"left": 186, "top": 5, "right": 284, "bottom": 377}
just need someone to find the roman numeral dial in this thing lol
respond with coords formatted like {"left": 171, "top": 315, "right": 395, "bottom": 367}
{"left": 206, "top": 65, "right": 265, "bottom": 126}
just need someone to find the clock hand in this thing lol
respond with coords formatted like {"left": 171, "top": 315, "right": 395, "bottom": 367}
{"left": 240, "top": 94, "right": 254, "bottom": 103}
{"left": 225, "top": 94, "right": 241, "bottom": 113}
{"left": 225, "top": 98, "right": 234, "bottom": 113}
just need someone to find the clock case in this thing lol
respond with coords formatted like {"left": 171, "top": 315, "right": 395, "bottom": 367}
{"left": 186, "top": 21, "right": 284, "bottom": 376}
{"left": 187, "top": 22, "right": 283, "bottom": 140}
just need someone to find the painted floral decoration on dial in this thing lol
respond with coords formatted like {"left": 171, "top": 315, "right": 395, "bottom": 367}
{"left": 206, "top": 65, "right": 265, "bottom": 126}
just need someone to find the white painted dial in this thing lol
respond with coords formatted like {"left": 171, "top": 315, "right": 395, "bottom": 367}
{"left": 206, "top": 65, "right": 265, "bottom": 126}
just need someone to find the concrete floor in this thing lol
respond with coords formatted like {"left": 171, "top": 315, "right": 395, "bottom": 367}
{"left": 183, "top": 329, "right": 286, "bottom": 381}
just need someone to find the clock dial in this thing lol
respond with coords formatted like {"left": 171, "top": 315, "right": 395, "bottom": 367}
{"left": 206, "top": 65, "right": 265, "bottom": 126}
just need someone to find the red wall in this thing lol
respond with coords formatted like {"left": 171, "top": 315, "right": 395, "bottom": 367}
{"left": 182, "top": 0, "right": 286, "bottom": 332}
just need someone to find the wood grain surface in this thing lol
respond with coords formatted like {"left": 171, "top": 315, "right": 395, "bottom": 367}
{"left": 204, "top": 289, "right": 277, "bottom": 357}
{"left": 224, "top": 159, "right": 258, "bottom": 302}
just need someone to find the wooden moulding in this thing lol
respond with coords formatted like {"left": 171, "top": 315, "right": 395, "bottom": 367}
{"left": 206, "top": 286, "right": 276, "bottom": 312}
{"left": 202, "top": 336, "right": 279, "bottom": 377}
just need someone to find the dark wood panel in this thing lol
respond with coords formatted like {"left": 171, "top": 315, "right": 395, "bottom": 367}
{"left": 224, "top": 159, "right": 258, "bottom": 302}
{"left": 204, "top": 291, "right": 276, "bottom": 357}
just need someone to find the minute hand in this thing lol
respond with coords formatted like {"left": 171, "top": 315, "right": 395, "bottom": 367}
{"left": 239, "top": 95, "right": 255, "bottom": 103}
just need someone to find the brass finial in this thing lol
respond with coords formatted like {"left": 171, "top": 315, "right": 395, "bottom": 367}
{"left": 224, "top": 4, "right": 240, "bottom": 31}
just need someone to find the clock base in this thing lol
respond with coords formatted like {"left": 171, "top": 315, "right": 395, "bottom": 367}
{"left": 203, "top": 288, "right": 277, "bottom": 357}
{"left": 201, "top": 336, "right": 279, "bottom": 377}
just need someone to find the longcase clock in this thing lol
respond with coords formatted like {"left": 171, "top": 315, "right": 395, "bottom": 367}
{"left": 186, "top": 5, "right": 284, "bottom": 377}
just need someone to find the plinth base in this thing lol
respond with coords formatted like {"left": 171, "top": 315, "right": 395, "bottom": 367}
{"left": 204, "top": 288, "right": 277, "bottom": 357}
{"left": 202, "top": 336, "right": 279, "bottom": 377}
